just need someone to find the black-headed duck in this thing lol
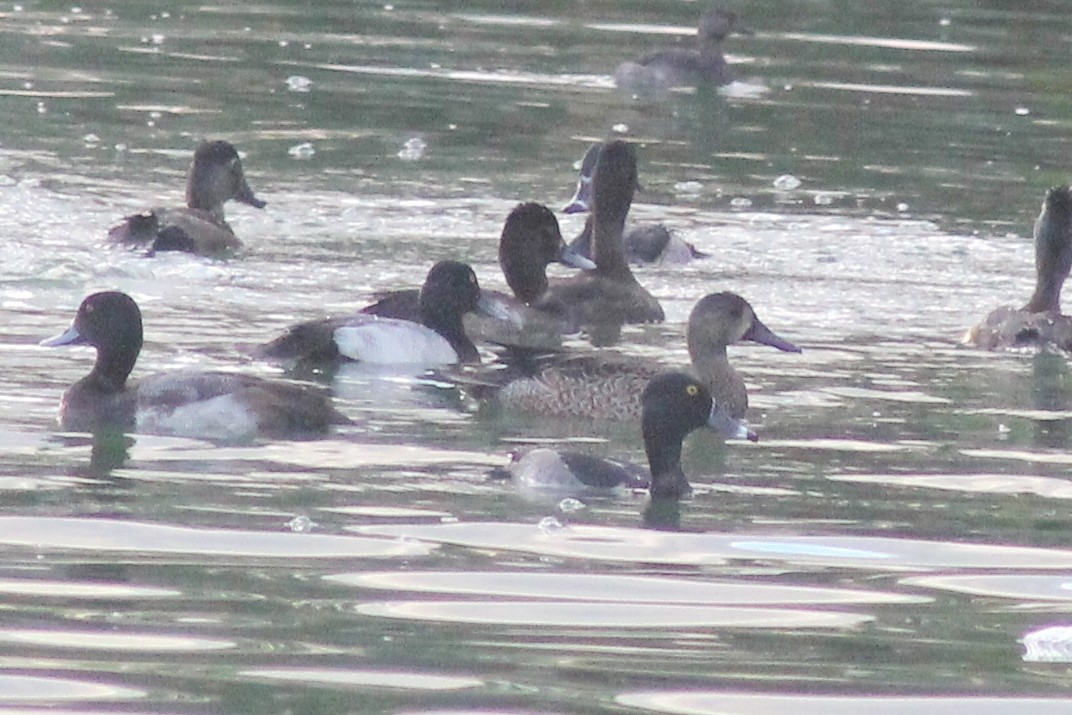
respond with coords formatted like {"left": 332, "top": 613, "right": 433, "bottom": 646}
{"left": 42, "top": 291, "right": 348, "bottom": 439}
{"left": 615, "top": 9, "right": 749, "bottom": 94}
{"left": 256, "top": 260, "right": 507, "bottom": 367}
{"left": 535, "top": 141, "right": 665, "bottom": 339}
{"left": 497, "top": 372, "right": 748, "bottom": 498}
{"left": 497, "top": 291, "right": 799, "bottom": 430}
{"left": 109, "top": 140, "right": 266, "bottom": 256}
{"left": 964, "top": 186, "right": 1072, "bottom": 351}
{"left": 564, "top": 143, "right": 706, "bottom": 266}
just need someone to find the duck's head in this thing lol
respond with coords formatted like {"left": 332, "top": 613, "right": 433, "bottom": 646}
{"left": 562, "top": 144, "right": 601, "bottom": 214}
{"left": 499, "top": 203, "right": 594, "bottom": 303}
{"left": 687, "top": 292, "right": 801, "bottom": 355}
{"left": 42, "top": 291, "right": 142, "bottom": 352}
{"left": 698, "top": 9, "right": 750, "bottom": 41}
{"left": 186, "top": 140, "right": 267, "bottom": 213}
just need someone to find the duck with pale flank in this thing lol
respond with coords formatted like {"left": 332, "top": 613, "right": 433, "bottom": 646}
{"left": 534, "top": 140, "right": 665, "bottom": 341}
{"left": 496, "top": 291, "right": 799, "bottom": 435}
{"left": 42, "top": 291, "right": 348, "bottom": 440}
{"left": 964, "top": 186, "right": 1072, "bottom": 351}
{"left": 564, "top": 143, "right": 706, "bottom": 266}
{"left": 109, "top": 140, "right": 266, "bottom": 256}
{"left": 362, "top": 203, "right": 595, "bottom": 347}
{"left": 496, "top": 372, "right": 745, "bottom": 499}
{"left": 614, "top": 8, "right": 750, "bottom": 95}
{"left": 256, "top": 260, "right": 508, "bottom": 367}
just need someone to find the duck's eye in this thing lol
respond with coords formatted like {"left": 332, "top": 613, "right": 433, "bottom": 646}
{"left": 686, "top": 384, "right": 699, "bottom": 397}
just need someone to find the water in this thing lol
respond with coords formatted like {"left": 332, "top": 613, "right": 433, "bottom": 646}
{"left": 0, "top": 0, "right": 1071, "bottom": 711}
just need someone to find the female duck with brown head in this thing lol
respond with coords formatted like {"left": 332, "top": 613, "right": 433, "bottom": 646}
{"left": 964, "top": 186, "right": 1072, "bottom": 351}
{"left": 497, "top": 291, "right": 799, "bottom": 435}
{"left": 535, "top": 140, "right": 664, "bottom": 342}
{"left": 614, "top": 9, "right": 750, "bottom": 95}
{"left": 109, "top": 140, "right": 267, "bottom": 256}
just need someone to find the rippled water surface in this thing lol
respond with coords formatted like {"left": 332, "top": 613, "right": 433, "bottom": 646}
{"left": 2, "top": 0, "right": 1072, "bottom": 712}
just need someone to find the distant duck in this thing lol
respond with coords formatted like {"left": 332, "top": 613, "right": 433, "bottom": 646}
{"left": 534, "top": 140, "right": 664, "bottom": 340}
{"left": 963, "top": 186, "right": 1072, "bottom": 351}
{"left": 256, "top": 260, "right": 506, "bottom": 367}
{"left": 361, "top": 203, "right": 595, "bottom": 347}
{"left": 497, "top": 291, "right": 799, "bottom": 431}
{"left": 42, "top": 291, "right": 348, "bottom": 440}
{"left": 614, "top": 8, "right": 750, "bottom": 94}
{"left": 564, "top": 143, "right": 707, "bottom": 266}
{"left": 109, "top": 140, "right": 267, "bottom": 256}
{"left": 495, "top": 372, "right": 748, "bottom": 498}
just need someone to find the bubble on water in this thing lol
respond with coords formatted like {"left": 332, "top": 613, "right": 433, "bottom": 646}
{"left": 151, "top": 33, "right": 165, "bottom": 45}
{"left": 730, "top": 197, "right": 753, "bottom": 208}
{"left": 939, "top": 17, "right": 951, "bottom": 26}
{"left": 814, "top": 193, "right": 834, "bottom": 206}
{"left": 398, "top": 137, "right": 426, "bottom": 161}
{"left": 1015, "top": 106, "right": 1030, "bottom": 116}
{"left": 773, "top": 174, "right": 801, "bottom": 190}
{"left": 558, "top": 498, "right": 587, "bottom": 514}
{"left": 278, "top": 40, "right": 289, "bottom": 48}
{"left": 286, "top": 515, "right": 315, "bottom": 533}
{"left": 674, "top": 181, "right": 703, "bottom": 195}
{"left": 288, "top": 142, "right": 316, "bottom": 159}
{"left": 896, "top": 202, "right": 909, "bottom": 212}
{"left": 537, "top": 516, "right": 564, "bottom": 535}
{"left": 36, "top": 102, "right": 46, "bottom": 114}
{"left": 82, "top": 133, "right": 100, "bottom": 145}
{"left": 286, "top": 75, "right": 312, "bottom": 92}
{"left": 612, "top": 123, "right": 629, "bottom": 133}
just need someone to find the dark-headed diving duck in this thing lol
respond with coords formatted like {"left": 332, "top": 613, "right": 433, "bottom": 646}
{"left": 963, "top": 186, "right": 1072, "bottom": 351}
{"left": 256, "top": 260, "right": 507, "bottom": 367}
{"left": 534, "top": 140, "right": 665, "bottom": 341}
{"left": 564, "top": 143, "right": 706, "bottom": 266}
{"left": 109, "top": 140, "right": 266, "bottom": 256}
{"left": 497, "top": 372, "right": 746, "bottom": 498}
{"left": 42, "top": 291, "right": 348, "bottom": 440}
{"left": 614, "top": 9, "right": 750, "bottom": 95}
{"left": 497, "top": 291, "right": 799, "bottom": 434}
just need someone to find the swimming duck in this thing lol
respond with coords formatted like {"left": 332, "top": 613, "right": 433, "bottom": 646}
{"left": 108, "top": 140, "right": 267, "bottom": 255}
{"left": 534, "top": 141, "right": 665, "bottom": 338}
{"left": 614, "top": 9, "right": 749, "bottom": 94}
{"left": 564, "top": 143, "right": 707, "bottom": 266}
{"left": 256, "top": 260, "right": 505, "bottom": 366}
{"left": 496, "top": 372, "right": 748, "bottom": 498}
{"left": 496, "top": 291, "right": 799, "bottom": 428}
{"left": 963, "top": 186, "right": 1072, "bottom": 351}
{"left": 41, "top": 291, "right": 348, "bottom": 439}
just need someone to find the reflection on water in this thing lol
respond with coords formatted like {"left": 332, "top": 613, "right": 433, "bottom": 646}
{"left": 1, "top": 0, "right": 1072, "bottom": 712}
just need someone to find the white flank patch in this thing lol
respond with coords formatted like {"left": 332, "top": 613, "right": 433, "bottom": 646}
{"left": 136, "top": 393, "right": 259, "bottom": 440}
{"left": 334, "top": 317, "right": 458, "bottom": 365}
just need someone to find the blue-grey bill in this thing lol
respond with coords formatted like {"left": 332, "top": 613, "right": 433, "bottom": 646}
{"left": 708, "top": 402, "right": 758, "bottom": 442}
{"left": 40, "top": 324, "right": 84, "bottom": 347}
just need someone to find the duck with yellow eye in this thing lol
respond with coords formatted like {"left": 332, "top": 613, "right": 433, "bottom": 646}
{"left": 494, "top": 372, "right": 750, "bottom": 499}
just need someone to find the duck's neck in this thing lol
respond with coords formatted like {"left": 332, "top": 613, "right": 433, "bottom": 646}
{"left": 419, "top": 307, "right": 479, "bottom": 364}
{"left": 186, "top": 187, "right": 225, "bottom": 222}
{"left": 501, "top": 250, "right": 548, "bottom": 304}
{"left": 592, "top": 209, "right": 631, "bottom": 278}
{"left": 89, "top": 343, "right": 138, "bottom": 394}
{"left": 643, "top": 421, "right": 690, "bottom": 499}
{"left": 1024, "top": 206, "right": 1072, "bottom": 313}
{"left": 689, "top": 346, "right": 746, "bottom": 419}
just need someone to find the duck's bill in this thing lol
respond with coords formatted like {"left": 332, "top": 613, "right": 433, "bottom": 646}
{"left": 559, "top": 243, "right": 596, "bottom": 270}
{"left": 476, "top": 293, "right": 526, "bottom": 329}
{"left": 40, "top": 324, "right": 85, "bottom": 347}
{"left": 708, "top": 403, "right": 758, "bottom": 442}
{"left": 744, "top": 318, "right": 801, "bottom": 353}
{"left": 562, "top": 176, "right": 591, "bottom": 214}
{"left": 236, "top": 179, "right": 267, "bottom": 209}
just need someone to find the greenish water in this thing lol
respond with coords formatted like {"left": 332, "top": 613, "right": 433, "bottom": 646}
{"left": 1, "top": 0, "right": 1072, "bottom": 713}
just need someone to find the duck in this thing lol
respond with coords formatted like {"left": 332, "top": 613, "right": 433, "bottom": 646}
{"left": 963, "top": 186, "right": 1072, "bottom": 351}
{"left": 108, "top": 140, "right": 266, "bottom": 256}
{"left": 533, "top": 140, "right": 665, "bottom": 340}
{"left": 256, "top": 260, "right": 507, "bottom": 367}
{"left": 41, "top": 291, "right": 348, "bottom": 440}
{"left": 614, "top": 8, "right": 749, "bottom": 94}
{"left": 563, "top": 143, "right": 707, "bottom": 266}
{"left": 495, "top": 291, "right": 799, "bottom": 429}
{"left": 360, "top": 203, "right": 595, "bottom": 346}
{"left": 494, "top": 372, "right": 748, "bottom": 498}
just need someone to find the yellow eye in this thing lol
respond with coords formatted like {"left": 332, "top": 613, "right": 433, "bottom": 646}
{"left": 686, "top": 384, "right": 699, "bottom": 396}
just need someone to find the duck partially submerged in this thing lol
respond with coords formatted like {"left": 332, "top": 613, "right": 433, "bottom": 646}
{"left": 963, "top": 186, "right": 1072, "bottom": 351}
{"left": 564, "top": 143, "right": 706, "bottom": 266}
{"left": 614, "top": 9, "right": 750, "bottom": 95}
{"left": 496, "top": 291, "right": 799, "bottom": 433}
{"left": 42, "top": 291, "right": 347, "bottom": 440}
{"left": 495, "top": 372, "right": 748, "bottom": 498}
{"left": 109, "top": 140, "right": 266, "bottom": 256}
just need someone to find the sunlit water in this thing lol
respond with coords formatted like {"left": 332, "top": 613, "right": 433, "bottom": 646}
{"left": 0, "top": 0, "right": 1071, "bottom": 712}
